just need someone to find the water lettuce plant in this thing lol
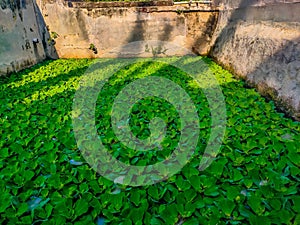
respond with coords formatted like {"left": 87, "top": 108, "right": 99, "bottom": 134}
{"left": 0, "top": 57, "right": 299, "bottom": 224}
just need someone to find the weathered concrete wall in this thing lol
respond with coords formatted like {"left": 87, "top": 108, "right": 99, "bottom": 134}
{"left": 210, "top": 0, "right": 300, "bottom": 120}
{"left": 0, "top": 0, "right": 57, "bottom": 75}
{"left": 37, "top": 0, "right": 218, "bottom": 58}
{"left": 2, "top": 0, "right": 300, "bottom": 120}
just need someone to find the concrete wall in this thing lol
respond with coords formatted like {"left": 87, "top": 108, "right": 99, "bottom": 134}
{"left": 0, "top": 0, "right": 57, "bottom": 75}
{"left": 36, "top": 0, "right": 218, "bottom": 58}
{"left": 210, "top": 0, "right": 300, "bottom": 120}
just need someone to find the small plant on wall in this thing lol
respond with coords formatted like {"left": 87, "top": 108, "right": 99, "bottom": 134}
{"left": 50, "top": 31, "right": 59, "bottom": 39}
{"left": 176, "top": 9, "right": 183, "bottom": 15}
{"left": 47, "top": 30, "right": 59, "bottom": 46}
{"left": 145, "top": 44, "right": 168, "bottom": 57}
{"left": 89, "top": 43, "right": 98, "bottom": 54}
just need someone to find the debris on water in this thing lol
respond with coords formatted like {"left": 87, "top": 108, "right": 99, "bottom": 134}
{"left": 259, "top": 180, "right": 268, "bottom": 186}
{"left": 44, "top": 174, "right": 51, "bottom": 179}
{"left": 240, "top": 190, "right": 247, "bottom": 196}
{"left": 114, "top": 176, "right": 125, "bottom": 184}
{"left": 27, "top": 197, "right": 42, "bottom": 211}
{"left": 27, "top": 197, "right": 50, "bottom": 211}
{"left": 96, "top": 217, "right": 105, "bottom": 225}
{"left": 70, "top": 159, "right": 83, "bottom": 165}
{"left": 281, "top": 133, "right": 293, "bottom": 140}
{"left": 111, "top": 187, "right": 121, "bottom": 195}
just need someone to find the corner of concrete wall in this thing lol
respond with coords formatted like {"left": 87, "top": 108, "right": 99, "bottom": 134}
{"left": 210, "top": 0, "right": 300, "bottom": 120}
{"left": 0, "top": 0, "right": 57, "bottom": 76}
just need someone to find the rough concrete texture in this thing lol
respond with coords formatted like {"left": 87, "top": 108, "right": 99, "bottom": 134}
{"left": 37, "top": 0, "right": 218, "bottom": 58}
{"left": 0, "top": 0, "right": 57, "bottom": 75}
{"left": 210, "top": 1, "right": 300, "bottom": 120}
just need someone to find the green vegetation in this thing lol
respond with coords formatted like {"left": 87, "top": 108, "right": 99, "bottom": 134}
{"left": 89, "top": 43, "right": 98, "bottom": 54}
{"left": 50, "top": 31, "right": 59, "bottom": 40}
{"left": 0, "top": 57, "right": 299, "bottom": 224}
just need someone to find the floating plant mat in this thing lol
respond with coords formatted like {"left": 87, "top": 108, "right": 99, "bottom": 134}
{"left": 0, "top": 57, "right": 299, "bottom": 224}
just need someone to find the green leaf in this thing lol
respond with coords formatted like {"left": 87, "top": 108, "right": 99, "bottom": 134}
{"left": 150, "top": 217, "right": 164, "bottom": 225}
{"left": 74, "top": 198, "right": 89, "bottom": 217}
{"left": 17, "top": 203, "right": 28, "bottom": 216}
{"left": 175, "top": 175, "right": 191, "bottom": 191}
{"left": 226, "top": 186, "right": 240, "bottom": 201}
{"left": 130, "top": 190, "right": 140, "bottom": 206}
{"left": 129, "top": 208, "right": 144, "bottom": 225}
{"left": 24, "top": 170, "right": 35, "bottom": 181}
{"left": 0, "top": 192, "right": 11, "bottom": 213}
{"left": 269, "top": 199, "right": 281, "bottom": 211}
{"left": 182, "top": 217, "right": 199, "bottom": 225}
{"left": 161, "top": 204, "right": 178, "bottom": 224}
{"left": 21, "top": 216, "right": 32, "bottom": 224}
{"left": 288, "top": 152, "right": 300, "bottom": 167}
{"left": 249, "top": 216, "right": 271, "bottom": 225}
{"left": 248, "top": 196, "right": 265, "bottom": 216}
{"left": 292, "top": 197, "right": 300, "bottom": 213}
{"left": 148, "top": 186, "right": 159, "bottom": 200}
{"left": 219, "top": 199, "right": 235, "bottom": 216}
{"left": 233, "top": 169, "right": 243, "bottom": 181}
{"left": 204, "top": 186, "right": 219, "bottom": 197}
{"left": 208, "top": 158, "right": 228, "bottom": 177}
{"left": 188, "top": 175, "right": 201, "bottom": 191}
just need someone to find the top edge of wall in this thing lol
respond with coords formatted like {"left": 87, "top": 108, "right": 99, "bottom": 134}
{"left": 40, "top": 0, "right": 220, "bottom": 12}
{"left": 214, "top": 0, "right": 300, "bottom": 10}
{"left": 42, "top": 0, "right": 174, "bottom": 7}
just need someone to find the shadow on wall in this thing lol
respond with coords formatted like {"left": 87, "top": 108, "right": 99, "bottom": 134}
{"left": 33, "top": 1, "right": 58, "bottom": 59}
{"left": 159, "top": 22, "right": 174, "bottom": 42}
{"left": 210, "top": 0, "right": 300, "bottom": 120}
{"left": 191, "top": 12, "right": 218, "bottom": 55}
{"left": 115, "top": 10, "right": 144, "bottom": 57}
{"left": 117, "top": 9, "right": 174, "bottom": 58}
